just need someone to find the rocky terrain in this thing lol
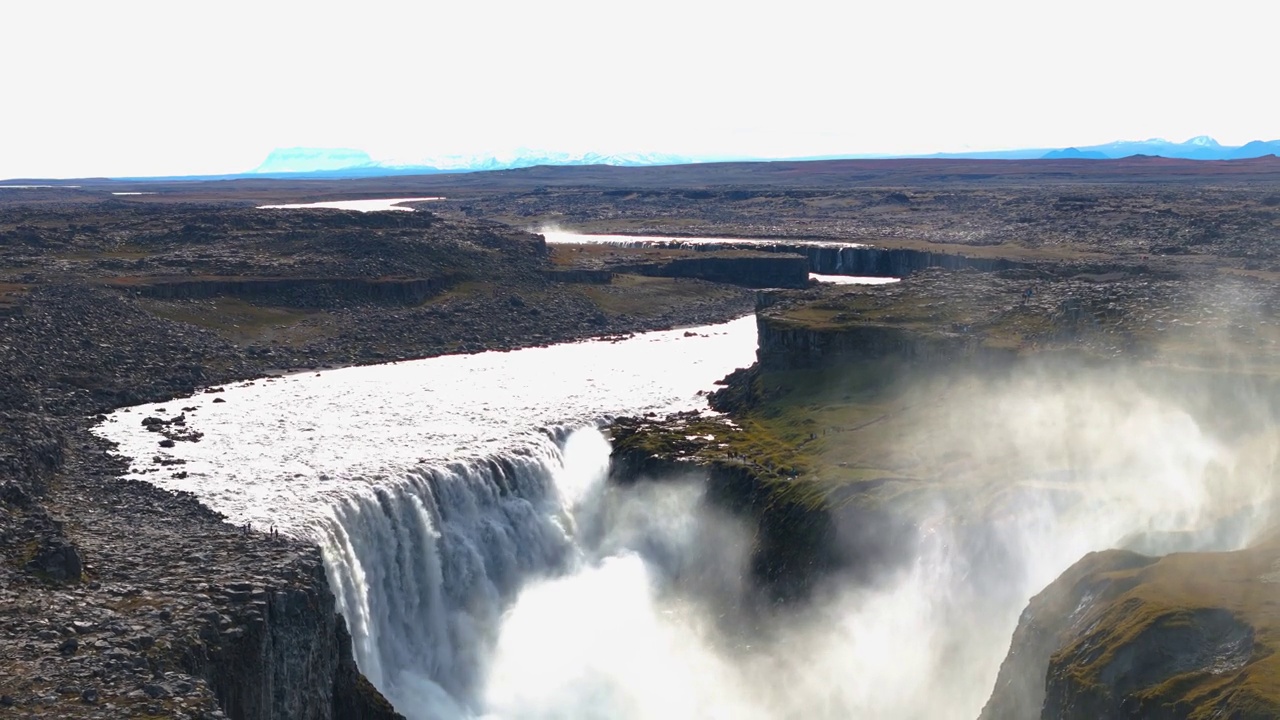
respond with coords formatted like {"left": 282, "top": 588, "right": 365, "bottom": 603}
{"left": 753, "top": 262, "right": 1280, "bottom": 371}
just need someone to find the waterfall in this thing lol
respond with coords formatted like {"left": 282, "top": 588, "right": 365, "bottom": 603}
{"left": 312, "top": 426, "right": 612, "bottom": 718}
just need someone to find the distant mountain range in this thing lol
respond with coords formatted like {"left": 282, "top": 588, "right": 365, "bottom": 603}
{"left": 11, "top": 137, "right": 1275, "bottom": 184}
{"left": 1035, "top": 136, "right": 1280, "bottom": 161}
{"left": 246, "top": 137, "right": 1280, "bottom": 179}
{"left": 252, "top": 147, "right": 700, "bottom": 177}
{"left": 806, "top": 136, "right": 1280, "bottom": 162}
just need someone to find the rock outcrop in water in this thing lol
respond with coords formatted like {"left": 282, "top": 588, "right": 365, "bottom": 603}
{"left": 607, "top": 413, "right": 841, "bottom": 603}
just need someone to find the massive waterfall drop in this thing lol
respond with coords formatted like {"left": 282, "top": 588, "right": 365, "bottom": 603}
{"left": 96, "top": 318, "right": 774, "bottom": 718}
{"left": 314, "top": 429, "right": 605, "bottom": 716}
{"left": 95, "top": 314, "right": 1272, "bottom": 719}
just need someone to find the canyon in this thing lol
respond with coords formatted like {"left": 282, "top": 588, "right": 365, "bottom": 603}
{"left": 4, "top": 157, "right": 1280, "bottom": 718}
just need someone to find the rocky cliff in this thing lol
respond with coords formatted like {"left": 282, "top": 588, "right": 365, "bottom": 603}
{"left": 608, "top": 414, "right": 839, "bottom": 602}
{"left": 765, "top": 243, "right": 1024, "bottom": 277}
{"left": 756, "top": 314, "right": 986, "bottom": 368}
{"left": 616, "top": 238, "right": 1026, "bottom": 277}
{"left": 708, "top": 268, "right": 1280, "bottom": 720}
{"left": 981, "top": 540, "right": 1280, "bottom": 719}
{"left": 615, "top": 253, "right": 811, "bottom": 288}
{"left": 1, "top": 415, "right": 405, "bottom": 719}
{"left": 189, "top": 558, "right": 400, "bottom": 720}
{"left": 978, "top": 550, "right": 1158, "bottom": 720}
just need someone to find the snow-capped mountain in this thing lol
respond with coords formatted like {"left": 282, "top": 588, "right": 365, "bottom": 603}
{"left": 253, "top": 148, "right": 378, "bottom": 174}
{"left": 382, "top": 149, "right": 694, "bottom": 171}
{"left": 1039, "top": 136, "right": 1278, "bottom": 160}
{"left": 250, "top": 148, "right": 699, "bottom": 176}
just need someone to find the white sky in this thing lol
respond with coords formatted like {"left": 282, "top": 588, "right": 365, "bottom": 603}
{"left": 2, "top": 0, "right": 1276, "bottom": 178}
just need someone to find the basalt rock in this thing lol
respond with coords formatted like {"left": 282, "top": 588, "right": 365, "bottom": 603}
{"left": 978, "top": 550, "right": 1156, "bottom": 720}
{"left": 603, "top": 237, "right": 1028, "bottom": 277}
{"left": 333, "top": 613, "right": 405, "bottom": 720}
{"left": 23, "top": 534, "right": 83, "bottom": 582}
{"left": 616, "top": 253, "right": 810, "bottom": 288}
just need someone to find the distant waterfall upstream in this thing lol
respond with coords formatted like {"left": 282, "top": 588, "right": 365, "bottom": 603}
{"left": 537, "top": 231, "right": 1022, "bottom": 277}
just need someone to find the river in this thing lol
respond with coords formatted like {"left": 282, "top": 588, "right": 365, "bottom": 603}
{"left": 538, "top": 230, "right": 867, "bottom": 250}
{"left": 258, "top": 197, "right": 445, "bottom": 212}
{"left": 92, "top": 309, "right": 1270, "bottom": 718}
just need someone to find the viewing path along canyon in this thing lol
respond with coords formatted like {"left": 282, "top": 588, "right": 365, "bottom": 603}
{"left": 4, "top": 155, "right": 1280, "bottom": 718}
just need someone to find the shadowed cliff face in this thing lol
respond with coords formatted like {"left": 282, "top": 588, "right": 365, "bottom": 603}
{"left": 978, "top": 549, "right": 1159, "bottom": 720}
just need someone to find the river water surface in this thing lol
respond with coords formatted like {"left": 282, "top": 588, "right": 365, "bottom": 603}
{"left": 258, "top": 197, "right": 444, "bottom": 212}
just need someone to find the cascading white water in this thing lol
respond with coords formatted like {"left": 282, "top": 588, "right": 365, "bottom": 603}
{"left": 308, "top": 423, "right": 758, "bottom": 719}
{"left": 313, "top": 438, "right": 582, "bottom": 717}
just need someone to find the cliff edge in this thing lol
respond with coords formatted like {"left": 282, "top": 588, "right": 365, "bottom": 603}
{"left": 983, "top": 538, "right": 1280, "bottom": 719}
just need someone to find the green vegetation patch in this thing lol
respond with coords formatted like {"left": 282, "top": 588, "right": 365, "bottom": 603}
{"left": 140, "top": 297, "right": 325, "bottom": 347}
{"left": 578, "top": 273, "right": 748, "bottom": 319}
{"left": 615, "top": 356, "right": 943, "bottom": 511}
{"left": 0, "top": 282, "right": 28, "bottom": 307}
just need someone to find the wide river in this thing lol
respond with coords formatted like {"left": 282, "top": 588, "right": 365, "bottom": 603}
{"left": 258, "top": 197, "right": 444, "bottom": 212}
{"left": 96, "top": 317, "right": 758, "bottom": 534}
